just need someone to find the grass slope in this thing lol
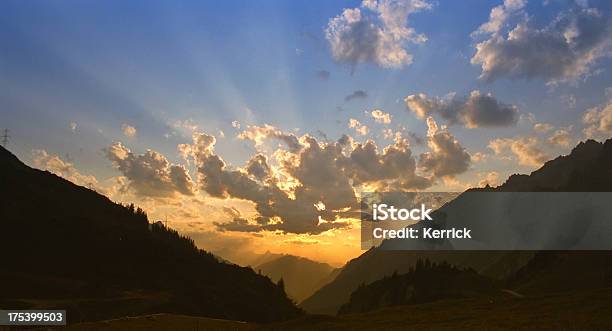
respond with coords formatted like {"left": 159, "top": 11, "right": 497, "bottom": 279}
{"left": 32, "top": 288, "right": 612, "bottom": 330}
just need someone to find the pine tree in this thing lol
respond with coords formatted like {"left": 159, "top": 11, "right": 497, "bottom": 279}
{"left": 277, "top": 277, "right": 286, "bottom": 293}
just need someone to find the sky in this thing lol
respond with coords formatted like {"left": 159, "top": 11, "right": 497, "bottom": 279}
{"left": 1, "top": 0, "right": 611, "bottom": 266}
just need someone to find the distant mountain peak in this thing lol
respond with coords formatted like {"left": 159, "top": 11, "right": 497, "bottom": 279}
{"left": 255, "top": 254, "right": 337, "bottom": 304}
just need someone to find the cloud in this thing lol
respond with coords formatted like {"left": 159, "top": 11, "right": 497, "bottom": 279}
{"left": 185, "top": 133, "right": 355, "bottom": 234}
{"left": 231, "top": 120, "right": 241, "bottom": 129}
{"left": 405, "top": 90, "right": 519, "bottom": 128}
{"left": 173, "top": 119, "right": 199, "bottom": 133}
{"left": 519, "top": 112, "right": 536, "bottom": 125}
{"left": 349, "top": 118, "right": 369, "bottom": 135}
{"left": 215, "top": 216, "right": 263, "bottom": 233}
{"left": 548, "top": 128, "right": 572, "bottom": 147}
{"left": 370, "top": 109, "right": 392, "bottom": 124}
{"left": 122, "top": 124, "right": 137, "bottom": 138}
{"left": 382, "top": 128, "right": 395, "bottom": 139}
{"left": 246, "top": 154, "right": 271, "bottom": 180}
{"left": 418, "top": 117, "right": 471, "bottom": 177}
{"left": 326, "top": 0, "right": 431, "bottom": 70}
{"left": 344, "top": 90, "right": 368, "bottom": 102}
{"left": 488, "top": 136, "right": 548, "bottom": 167}
{"left": 583, "top": 101, "right": 612, "bottom": 139}
{"left": 32, "top": 151, "right": 131, "bottom": 199}
{"left": 317, "top": 70, "right": 331, "bottom": 80}
{"left": 316, "top": 130, "right": 329, "bottom": 142}
{"left": 283, "top": 237, "right": 320, "bottom": 246}
{"left": 175, "top": 117, "right": 475, "bottom": 235}
{"left": 104, "top": 142, "right": 194, "bottom": 197}
{"left": 533, "top": 122, "right": 574, "bottom": 148}
{"left": 32, "top": 150, "right": 99, "bottom": 189}
{"left": 472, "top": 0, "right": 527, "bottom": 36}
{"left": 477, "top": 171, "right": 500, "bottom": 187}
{"left": 342, "top": 136, "right": 431, "bottom": 190}
{"left": 561, "top": 94, "right": 577, "bottom": 109}
{"left": 471, "top": 152, "right": 487, "bottom": 163}
{"left": 181, "top": 128, "right": 433, "bottom": 234}
{"left": 533, "top": 122, "right": 554, "bottom": 133}
{"left": 238, "top": 124, "right": 302, "bottom": 152}
{"left": 337, "top": 134, "right": 352, "bottom": 147}
{"left": 472, "top": 1, "right": 612, "bottom": 84}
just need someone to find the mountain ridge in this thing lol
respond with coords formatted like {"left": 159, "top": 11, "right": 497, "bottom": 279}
{"left": 0, "top": 145, "right": 301, "bottom": 323}
{"left": 254, "top": 255, "right": 337, "bottom": 303}
{"left": 337, "top": 259, "right": 499, "bottom": 315}
{"left": 300, "top": 138, "right": 612, "bottom": 315}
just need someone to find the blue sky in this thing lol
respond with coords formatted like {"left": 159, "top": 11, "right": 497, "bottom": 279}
{"left": 1, "top": 0, "right": 611, "bottom": 264}
{"left": 1, "top": 0, "right": 607, "bottom": 169}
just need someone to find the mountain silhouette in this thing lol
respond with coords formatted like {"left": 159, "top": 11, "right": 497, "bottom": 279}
{"left": 494, "top": 139, "right": 612, "bottom": 192}
{"left": 506, "top": 250, "right": 612, "bottom": 294}
{"left": 247, "top": 251, "right": 287, "bottom": 268}
{"left": 301, "top": 138, "right": 612, "bottom": 315}
{"left": 254, "top": 255, "right": 338, "bottom": 303}
{"left": 338, "top": 259, "right": 498, "bottom": 315}
{"left": 0, "top": 146, "right": 301, "bottom": 323}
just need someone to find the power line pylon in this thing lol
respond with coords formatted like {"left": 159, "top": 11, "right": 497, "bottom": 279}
{"left": 1, "top": 129, "right": 9, "bottom": 147}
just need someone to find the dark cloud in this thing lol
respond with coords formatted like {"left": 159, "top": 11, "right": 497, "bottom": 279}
{"left": 337, "top": 134, "right": 352, "bottom": 146}
{"left": 104, "top": 142, "right": 194, "bottom": 197}
{"left": 215, "top": 217, "right": 263, "bottom": 233}
{"left": 317, "top": 70, "right": 331, "bottom": 80}
{"left": 418, "top": 117, "right": 471, "bottom": 177}
{"left": 246, "top": 154, "right": 271, "bottom": 181}
{"left": 344, "top": 90, "right": 368, "bottom": 102}
{"left": 405, "top": 90, "right": 519, "bottom": 128}
{"left": 316, "top": 130, "right": 329, "bottom": 142}
{"left": 342, "top": 138, "right": 431, "bottom": 190}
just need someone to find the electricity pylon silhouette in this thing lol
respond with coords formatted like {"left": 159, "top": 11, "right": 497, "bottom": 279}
{"left": 1, "top": 129, "right": 9, "bottom": 147}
